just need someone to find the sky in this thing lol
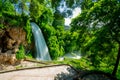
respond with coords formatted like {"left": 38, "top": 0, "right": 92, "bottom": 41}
{"left": 57, "top": 0, "right": 81, "bottom": 26}
{"left": 64, "top": 7, "right": 81, "bottom": 26}
{"left": 15, "top": 0, "right": 81, "bottom": 26}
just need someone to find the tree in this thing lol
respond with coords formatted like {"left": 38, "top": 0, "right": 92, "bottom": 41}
{"left": 16, "top": 0, "right": 30, "bottom": 15}
{"left": 1, "top": 0, "right": 15, "bottom": 14}
{"left": 52, "top": 11, "right": 65, "bottom": 28}
{"left": 71, "top": 0, "right": 120, "bottom": 76}
{"left": 30, "top": 0, "right": 46, "bottom": 21}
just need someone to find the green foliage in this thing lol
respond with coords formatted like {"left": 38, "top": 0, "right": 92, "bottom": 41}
{"left": 71, "top": 0, "right": 120, "bottom": 77}
{"left": 24, "top": 19, "right": 32, "bottom": 43}
{"left": 38, "top": 8, "right": 54, "bottom": 26}
{"left": 51, "top": 0, "right": 61, "bottom": 8}
{"left": 54, "top": 58, "right": 93, "bottom": 70}
{"left": 16, "top": 45, "right": 25, "bottom": 60}
{"left": 9, "top": 19, "right": 19, "bottom": 26}
{"left": 2, "top": 0, "right": 15, "bottom": 15}
{"left": 52, "top": 12, "right": 65, "bottom": 27}
{"left": 25, "top": 52, "right": 33, "bottom": 59}
{"left": 30, "top": 1, "right": 66, "bottom": 60}
{"left": 63, "top": 31, "right": 79, "bottom": 53}
{"left": 30, "top": 0, "right": 46, "bottom": 21}
{"left": 48, "top": 36, "right": 61, "bottom": 59}
{"left": 54, "top": 57, "right": 120, "bottom": 79}
{"left": 117, "top": 66, "right": 120, "bottom": 79}
{"left": 48, "top": 35, "right": 64, "bottom": 60}
{"left": 0, "top": 4, "right": 2, "bottom": 17}
{"left": 40, "top": 24, "right": 65, "bottom": 59}
{"left": 0, "top": 24, "right": 3, "bottom": 29}
{"left": 1, "top": 0, "right": 120, "bottom": 79}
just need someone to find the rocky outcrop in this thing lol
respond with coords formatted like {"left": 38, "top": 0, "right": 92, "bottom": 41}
{"left": 0, "top": 49, "right": 17, "bottom": 65}
{"left": 0, "top": 27, "right": 26, "bottom": 52}
{"left": 0, "top": 27, "right": 27, "bottom": 64}
{"left": 6, "top": 27, "right": 26, "bottom": 45}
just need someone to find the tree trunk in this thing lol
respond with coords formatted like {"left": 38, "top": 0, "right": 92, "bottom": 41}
{"left": 112, "top": 43, "right": 120, "bottom": 76}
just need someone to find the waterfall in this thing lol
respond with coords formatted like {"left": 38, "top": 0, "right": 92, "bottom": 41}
{"left": 30, "top": 22, "right": 51, "bottom": 61}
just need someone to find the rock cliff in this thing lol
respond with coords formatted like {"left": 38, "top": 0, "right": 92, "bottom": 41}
{"left": 0, "top": 27, "right": 27, "bottom": 64}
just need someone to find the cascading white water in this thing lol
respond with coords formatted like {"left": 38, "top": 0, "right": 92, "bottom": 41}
{"left": 30, "top": 22, "right": 51, "bottom": 61}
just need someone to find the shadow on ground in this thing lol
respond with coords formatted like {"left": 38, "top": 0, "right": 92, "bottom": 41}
{"left": 54, "top": 67, "right": 78, "bottom": 80}
{"left": 55, "top": 70, "right": 119, "bottom": 80}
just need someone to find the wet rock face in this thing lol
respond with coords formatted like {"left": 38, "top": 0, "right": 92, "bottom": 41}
{"left": 0, "top": 27, "right": 27, "bottom": 64}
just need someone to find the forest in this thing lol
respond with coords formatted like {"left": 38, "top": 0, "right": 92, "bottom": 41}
{"left": 0, "top": 0, "right": 120, "bottom": 79}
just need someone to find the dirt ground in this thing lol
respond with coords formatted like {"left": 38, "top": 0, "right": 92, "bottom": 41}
{"left": 0, "top": 60, "right": 54, "bottom": 72}
{"left": 0, "top": 61, "right": 78, "bottom": 80}
{"left": 0, "top": 60, "right": 116, "bottom": 80}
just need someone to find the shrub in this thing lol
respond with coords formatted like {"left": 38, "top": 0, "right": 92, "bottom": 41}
{"left": 16, "top": 45, "right": 25, "bottom": 60}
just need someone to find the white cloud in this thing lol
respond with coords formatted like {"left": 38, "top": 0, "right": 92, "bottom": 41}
{"left": 65, "top": 18, "right": 71, "bottom": 26}
{"left": 72, "top": 7, "right": 81, "bottom": 18}
{"left": 65, "top": 7, "right": 81, "bottom": 26}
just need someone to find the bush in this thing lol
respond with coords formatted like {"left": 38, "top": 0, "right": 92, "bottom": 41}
{"left": 16, "top": 45, "right": 25, "bottom": 60}
{"left": 24, "top": 20, "right": 32, "bottom": 44}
